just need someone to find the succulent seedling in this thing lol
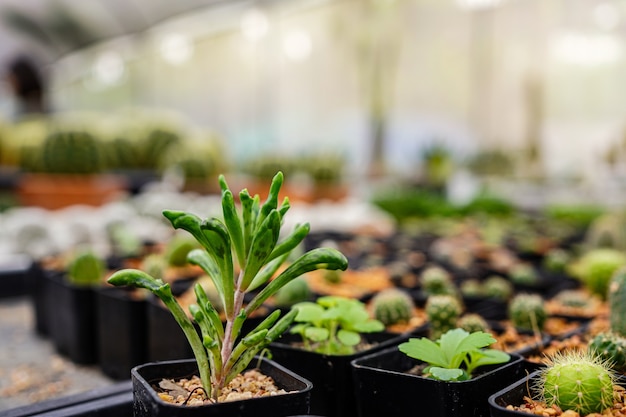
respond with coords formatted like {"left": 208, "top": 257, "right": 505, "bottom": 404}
{"left": 107, "top": 172, "right": 349, "bottom": 401}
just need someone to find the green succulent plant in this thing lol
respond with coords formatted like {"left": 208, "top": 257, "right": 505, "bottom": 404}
{"left": 67, "top": 248, "right": 106, "bottom": 287}
{"left": 508, "top": 293, "right": 547, "bottom": 332}
{"left": 426, "top": 294, "right": 462, "bottom": 340}
{"left": 570, "top": 248, "right": 626, "bottom": 299}
{"left": 588, "top": 332, "right": 626, "bottom": 373}
{"left": 535, "top": 350, "right": 616, "bottom": 415}
{"left": 107, "top": 172, "right": 349, "bottom": 401}
{"left": 370, "top": 287, "right": 415, "bottom": 326}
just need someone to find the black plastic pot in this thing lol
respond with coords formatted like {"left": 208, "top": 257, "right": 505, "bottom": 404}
{"left": 97, "top": 286, "right": 148, "bottom": 380}
{"left": 46, "top": 272, "right": 99, "bottom": 364}
{"left": 487, "top": 370, "right": 543, "bottom": 416}
{"left": 0, "top": 254, "right": 38, "bottom": 299}
{"left": 269, "top": 332, "right": 410, "bottom": 417}
{"left": 146, "top": 296, "right": 194, "bottom": 362}
{"left": 131, "top": 357, "right": 313, "bottom": 417}
{"left": 0, "top": 380, "right": 132, "bottom": 417}
{"left": 351, "top": 346, "right": 529, "bottom": 417}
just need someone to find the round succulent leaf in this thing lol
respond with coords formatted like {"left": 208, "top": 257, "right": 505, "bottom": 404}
{"left": 337, "top": 329, "right": 361, "bottom": 346}
{"left": 304, "top": 327, "right": 329, "bottom": 342}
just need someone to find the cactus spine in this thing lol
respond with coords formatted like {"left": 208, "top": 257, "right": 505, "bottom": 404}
{"left": 609, "top": 266, "right": 626, "bottom": 337}
{"left": 41, "top": 130, "right": 103, "bottom": 174}
{"left": 425, "top": 294, "right": 462, "bottom": 340}
{"left": 370, "top": 288, "right": 415, "bottom": 326}
{"left": 508, "top": 293, "right": 547, "bottom": 331}
{"left": 421, "top": 266, "right": 456, "bottom": 296}
{"left": 537, "top": 350, "right": 615, "bottom": 415}
{"left": 483, "top": 275, "right": 513, "bottom": 300}
{"left": 588, "top": 332, "right": 626, "bottom": 373}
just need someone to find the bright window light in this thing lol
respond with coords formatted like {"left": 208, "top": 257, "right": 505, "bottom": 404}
{"left": 92, "top": 51, "right": 124, "bottom": 86}
{"left": 456, "top": 0, "right": 503, "bottom": 10}
{"left": 551, "top": 31, "right": 622, "bottom": 66}
{"left": 282, "top": 30, "right": 312, "bottom": 62}
{"left": 593, "top": 3, "right": 621, "bottom": 31}
{"left": 241, "top": 9, "right": 269, "bottom": 42}
{"left": 160, "top": 33, "right": 193, "bottom": 65}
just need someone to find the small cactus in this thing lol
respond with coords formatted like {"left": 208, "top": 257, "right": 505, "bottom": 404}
{"left": 421, "top": 265, "right": 456, "bottom": 296}
{"left": 425, "top": 294, "right": 462, "bottom": 340}
{"left": 589, "top": 332, "right": 626, "bottom": 373}
{"left": 552, "top": 289, "right": 592, "bottom": 308}
{"left": 542, "top": 248, "right": 571, "bottom": 274}
{"left": 571, "top": 248, "right": 626, "bottom": 299}
{"left": 273, "top": 277, "right": 312, "bottom": 307}
{"left": 140, "top": 253, "right": 167, "bottom": 281}
{"left": 457, "top": 313, "right": 490, "bottom": 333}
{"left": 536, "top": 350, "right": 616, "bottom": 415}
{"left": 370, "top": 287, "right": 415, "bottom": 326}
{"left": 67, "top": 249, "right": 106, "bottom": 286}
{"left": 459, "top": 279, "right": 483, "bottom": 297}
{"left": 508, "top": 293, "right": 547, "bottom": 331}
{"left": 508, "top": 263, "right": 539, "bottom": 286}
{"left": 165, "top": 234, "right": 200, "bottom": 267}
{"left": 41, "top": 130, "right": 103, "bottom": 174}
{"left": 609, "top": 266, "right": 626, "bottom": 337}
{"left": 483, "top": 275, "right": 513, "bottom": 300}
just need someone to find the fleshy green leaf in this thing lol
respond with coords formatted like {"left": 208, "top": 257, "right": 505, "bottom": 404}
{"left": 398, "top": 337, "right": 448, "bottom": 368}
{"left": 305, "top": 327, "right": 329, "bottom": 342}
{"left": 337, "top": 329, "right": 360, "bottom": 346}
{"left": 429, "top": 367, "right": 466, "bottom": 381}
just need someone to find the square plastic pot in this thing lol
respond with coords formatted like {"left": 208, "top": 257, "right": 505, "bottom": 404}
{"left": 351, "top": 346, "right": 529, "bottom": 417}
{"left": 131, "top": 357, "right": 312, "bottom": 417}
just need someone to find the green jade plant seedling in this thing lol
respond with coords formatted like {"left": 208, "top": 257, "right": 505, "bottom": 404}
{"left": 107, "top": 172, "right": 348, "bottom": 402}
{"left": 398, "top": 328, "right": 510, "bottom": 381}
{"left": 290, "top": 295, "right": 385, "bottom": 355}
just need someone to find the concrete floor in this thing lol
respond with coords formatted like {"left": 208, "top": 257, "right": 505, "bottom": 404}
{"left": 0, "top": 296, "right": 115, "bottom": 412}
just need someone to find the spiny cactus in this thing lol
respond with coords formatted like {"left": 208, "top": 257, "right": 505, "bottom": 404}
{"left": 589, "top": 332, "right": 626, "bottom": 373}
{"left": 542, "top": 248, "right": 571, "bottom": 274}
{"left": 536, "top": 350, "right": 616, "bottom": 415}
{"left": 552, "top": 289, "right": 592, "bottom": 308}
{"left": 140, "top": 253, "right": 167, "bottom": 281}
{"left": 508, "top": 293, "right": 547, "bottom": 331}
{"left": 571, "top": 248, "right": 626, "bottom": 299}
{"left": 609, "top": 267, "right": 626, "bottom": 337}
{"left": 67, "top": 249, "right": 106, "bottom": 286}
{"left": 272, "top": 277, "right": 312, "bottom": 307}
{"left": 483, "top": 275, "right": 513, "bottom": 300}
{"left": 41, "top": 130, "right": 103, "bottom": 174}
{"left": 425, "top": 294, "right": 462, "bottom": 340}
{"left": 457, "top": 313, "right": 490, "bottom": 334}
{"left": 508, "top": 263, "right": 539, "bottom": 286}
{"left": 459, "top": 279, "right": 483, "bottom": 297}
{"left": 370, "top": 287, "right": 415, "bottom": 326}
{"left": 421, "top": 265, "right": 456, "bottom": 296}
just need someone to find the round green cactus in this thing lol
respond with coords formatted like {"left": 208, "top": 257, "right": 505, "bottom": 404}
{"left": 537, "top": 350, "right": 616, "bottom": 415}
{"left": 457, "top": 313, "right": 490, "bottom": 334}
{"left": 508, "top": 293, "right": 547, "bottom": 331}
{"left": 41, "top": 130, "right": 103, "bottom": 174}
{"left": 508, "top": 263, "right": 539, "bottom": 286}
{"left": 370, "top": 287, "right": 415, "bottom": 326}
{"left": 483, "top": 275, "right": 513, "bottom": 300}
{"left": 425, "top": 294, "right": 462, "bottom": 340}
{"left": 140, "top": 253, "right": 167, "bottom": 281}
{"left": 571, "top": 248, "right": 626, "bottom": 299}
{"left": 552, "top": 289, "right": 592, "bottom": 308}
{"left": 589, "top": 332, "right": 626, "bottom": 373}
{"left": 273, "top": 277, "right": 312, "bottom": 307}
{"left": 165, "top": 235, "right": 200, "bottom": 267}
{"left": 542, "top": 248, "right": 571, "bottom": 274}
{"left": 421, "top": 265, "right": 456, "bottom": 296}
{"left": 609, "top": 266, "right": 626, "bottom": 337}
{"left": 67, "top": 249, "right": 106, "bottom": 286}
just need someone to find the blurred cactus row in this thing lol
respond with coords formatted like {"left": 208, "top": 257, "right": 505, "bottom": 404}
{"left": 0, "top": 110, "right": 227, "bottom": 179}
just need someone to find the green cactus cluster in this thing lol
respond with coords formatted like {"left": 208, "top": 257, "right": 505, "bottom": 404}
{"left": 370, "top": 287, "right": 415, "bottom": 326}
{"left": 609, "top": 266, "right": 626, "bottom": 337}
{"left": 457, "top": 313, "right": 490, "bottom": 334}
{"left": 588, "top": 332, "right": 626, "bottom": 373}
{"left": 40, "top": 130, "right": 103, "bottom": 174}
{"left": 425, "top": 294, "right": 462, "bottom": 340}
{"left": 508, "top": 293, "right": 547, "bottom": 331}
{"left": 536, "top": 350, "right": 616, "bottom": 415}
{"left": 67, "top": 248, "right": 106, "bottom": 286}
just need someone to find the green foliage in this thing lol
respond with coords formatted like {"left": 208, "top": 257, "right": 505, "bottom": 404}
{"left": 425, "top": 294, "right": 462, "bottom": 340}
{"left": 543, "top": 204, "right": 605, "bottom": 231}
{"left": 370, "top": 287, "right": 415, "bottom": 326}
{"left": 537, "top": 350, "right": 615, "bottom": 415}
{"left": 290, "top": 295, "right": 384, "bottom": 356}
{"left": 140, "top": 254, "right": 167, "bottom": 281}
{"left": 608, "top": 267, "right": 626, "bottom": 337}
{"left": 588, "top": 332, "right": 626, "bottom": 373}
{"left": 508, "top": 293, "right": 547, "bottom": 331}
{"left": 398, "top": 328, "right": 510, "bottom": 381}
{"left": 570, "top": 248, "right": 626, "bottom": 299}
{"left": 67, "top": 248, "right": 106, "bottom": 286}
{"left": 107, "top": 172, "right": 349, "bottom": 401}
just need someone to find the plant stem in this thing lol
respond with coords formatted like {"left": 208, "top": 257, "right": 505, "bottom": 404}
{"left": 218, "top": 274, "right": 247, "bottom": 394}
